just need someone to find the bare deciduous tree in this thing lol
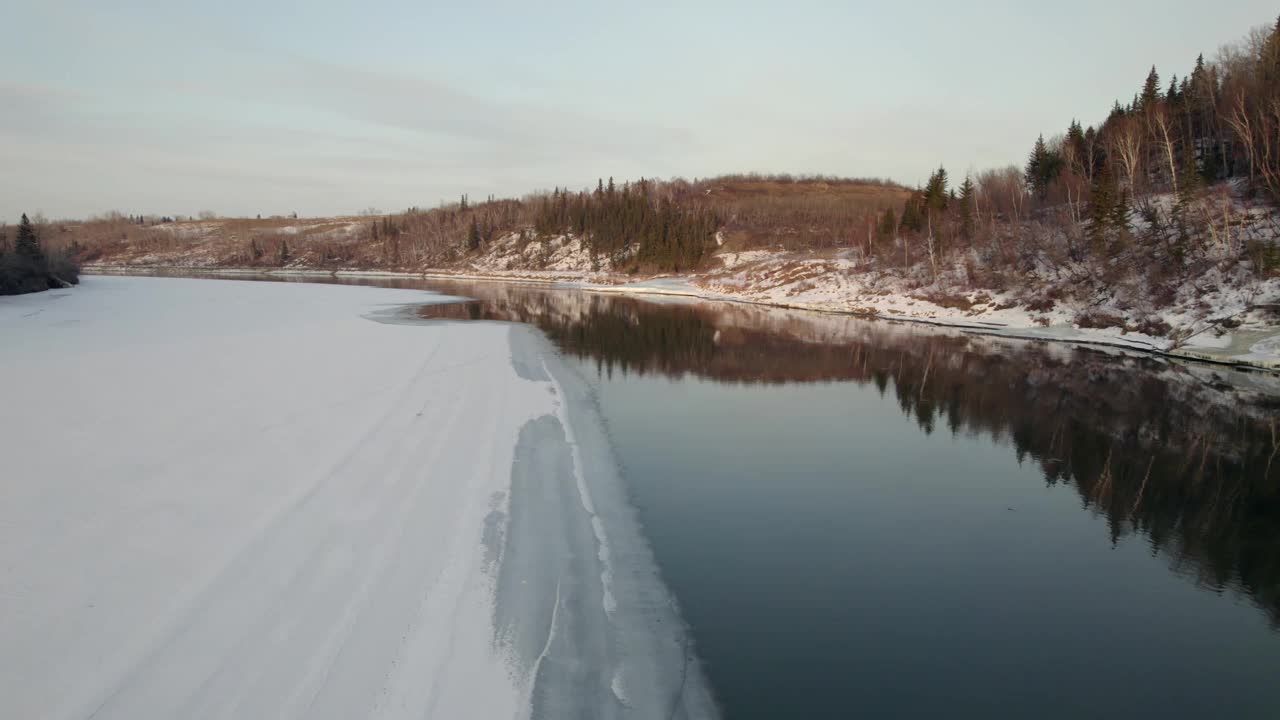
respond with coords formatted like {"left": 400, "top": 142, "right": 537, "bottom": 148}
{"left": 1150, "top": 104, "right": 1181, "bottom": 197}
{"left": 1109, "top": 117, "right": 1145, "bottom": 192}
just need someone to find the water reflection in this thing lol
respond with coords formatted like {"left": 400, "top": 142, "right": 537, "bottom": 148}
{"left": 412, "top": 278, "right": 1280, "bottom": 629}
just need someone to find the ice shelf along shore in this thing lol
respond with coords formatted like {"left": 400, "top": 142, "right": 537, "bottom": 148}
{"left": 0, "top": 276, "right": 718, "bottom": 720}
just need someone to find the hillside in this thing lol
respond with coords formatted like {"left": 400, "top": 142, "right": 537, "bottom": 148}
{"left": 62, "top": 175, "right": 908, "bottom": 271}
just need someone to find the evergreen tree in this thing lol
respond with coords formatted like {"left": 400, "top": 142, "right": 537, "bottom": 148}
{"left": 1025, "top": 135, "right": 1062, "bottom": 200}
{"left": 1187, "top": 53, "right": 1222, "bottom": 181}
{"left": 1067, "top": 120, "right": 1086, "bottom": 159}
{"left": 1190, "top": 53, "right": 1207, "bottom": 86}
{"left": 1140, "top": 66, "right": 1161, "bottom": 111}
{"left": 467, "top": 217, "right": 482, "bottom": 251}
{"left": 1110, "top": 185, "right": 1131, "bottom": 232}
{"left": 1263, "top": 15, "right": 1280, "bottom": 86}
{"left": 1086, "top": 167, "right": 1117, "bottom": 250}
{"left": 900, "top": 195, "right": 925, "bottom": 233}
{"left": 0, "top": 213, "right": 57, "bottom": 295}
{"left": 958, "top": 176, "right": 976, "bottom": 241}
{"left": 876, "top": 207, "right": 897, "bottom": 240}
{"left": 16, "top": 214, "right": 44, "bottom": 263}
{"left": 924, "top": 167, "right": 949, "bottom": 213}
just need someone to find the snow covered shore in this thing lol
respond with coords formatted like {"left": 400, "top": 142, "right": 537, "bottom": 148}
{"left": 0, "top": 276, "right": 716, "bottom": 719}
{"left": 86, "top": 264, "right": 1280, "bottom": 371}
{"left": 590, "top": 270, "right": 1280, "bottom": 372}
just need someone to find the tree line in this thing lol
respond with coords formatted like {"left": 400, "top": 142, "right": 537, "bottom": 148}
{"left": 534, "top": 178, "right": 718, "bottom": 272}
{"left": 870, "top": 15, "right": 1280, "bottom": 299}
{"left": 0, "top": 214, "right": 81, "bottom": 296}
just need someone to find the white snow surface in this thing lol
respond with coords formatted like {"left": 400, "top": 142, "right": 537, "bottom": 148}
{"left": 0, "top": 276, "right": 715, "bottom": 720}
{"left": 468, "top": 232, "right": 616, "bottom": 280}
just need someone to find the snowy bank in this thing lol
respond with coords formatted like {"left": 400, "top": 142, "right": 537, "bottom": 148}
{"left": 84, "top": 264, "right": 1280, "bottom": 372}
{"left": 589, "top": 274, "right": 1280, "bottom": 372}
{"left": 0, "top": 276, "right": 716, "bottom": 720}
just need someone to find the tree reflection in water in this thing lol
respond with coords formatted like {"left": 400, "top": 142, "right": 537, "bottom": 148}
{"left": 415, "top": 279, "right": 1280, "bottom": 628}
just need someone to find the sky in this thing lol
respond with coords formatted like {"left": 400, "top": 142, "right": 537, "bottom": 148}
{"left": 1, "top": 1, "right": 1276, "bottom": 221}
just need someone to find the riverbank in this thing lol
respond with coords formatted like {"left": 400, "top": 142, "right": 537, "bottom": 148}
{"left": 84, "top": 263, "right": 1280, "bottom": 372}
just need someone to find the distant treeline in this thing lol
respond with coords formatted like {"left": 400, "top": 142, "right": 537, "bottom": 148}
{"left": 361, "top": 175, "right": 900, "bottom": 273}
{"left": 0, "top": 214, "right": 81, "bottom": 296}
{"left": 55, "top": 166, "right": 915, "bottom": 274}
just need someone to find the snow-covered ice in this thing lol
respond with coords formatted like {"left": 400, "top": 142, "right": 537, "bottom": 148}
{"left": 0, "top": 276, "right": 716, "bottom": 720}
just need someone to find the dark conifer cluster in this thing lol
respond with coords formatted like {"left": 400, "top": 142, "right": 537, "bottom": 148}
{"left": 0, "top": 214, "right": 81, "bottom": 295}
{"left": 534, "top": 178, "right": 718, "bottom": 272}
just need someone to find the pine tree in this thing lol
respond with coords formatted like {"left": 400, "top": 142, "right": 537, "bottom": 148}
{"left": 467, "top": 217, "right": 482, "bottom": 251}
{"left": 1140, "top": 66, "right": 1161, "bottom": 111}
{"left": 924, "top": 167, "right": 949, "bottom": 213}
{"left": 958, "top": 176, "right": 976, "bottom": 241}
{"left": 1025, "top": 135, "right": 1062, "bottom": 200}
{"left": 900, "top": 195, "right": 924, "bottom": 233}
{"left": 1110, "top": 185, "right": 1131, "bottom": 232}
{"left": 1264, "top": 15, "right": 1280, "bottom": 84}
{"left": 16, "top": 213, "right": 43, "bottom": 263}
{"left": 876, "top": 207, "right": 897, "bottom": 240}
{"left": 1187, "top": 53, "right": 1222, "bottom": 181}
{"left": 1026, "top": 136, "right": 1045, "bottom": 196}
{"left": 1067, "top": 120, "right": 1086, "bottom": 158}
{"left": 1086, "top": 168, "right": 1117, "bottom": 250}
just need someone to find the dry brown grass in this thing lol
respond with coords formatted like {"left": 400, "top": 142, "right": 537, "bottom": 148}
{"left": 683, "top": 175, "right": 911, "bottom": 252}
{"left": 910, "top": 291, "right": 975, "bottom": 311}
{"left": 694, "top": 174, "right": 909, "bottom": 199}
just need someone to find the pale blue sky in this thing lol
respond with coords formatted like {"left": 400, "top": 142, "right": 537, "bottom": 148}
{"left": 2, "top": 1, "right": 1275, "bottom": 220}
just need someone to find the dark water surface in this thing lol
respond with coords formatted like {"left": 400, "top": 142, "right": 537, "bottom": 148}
{"left": 125, "top": 273, "right": 1280, "bottom": 718}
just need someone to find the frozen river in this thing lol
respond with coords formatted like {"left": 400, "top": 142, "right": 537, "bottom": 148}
{"left": 0, "top": 276, "right": 716, "bottom": 720}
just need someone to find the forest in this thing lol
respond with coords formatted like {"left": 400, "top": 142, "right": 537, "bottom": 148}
{"left": 0, "top": 214, "right": 81, "bottom": 296}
